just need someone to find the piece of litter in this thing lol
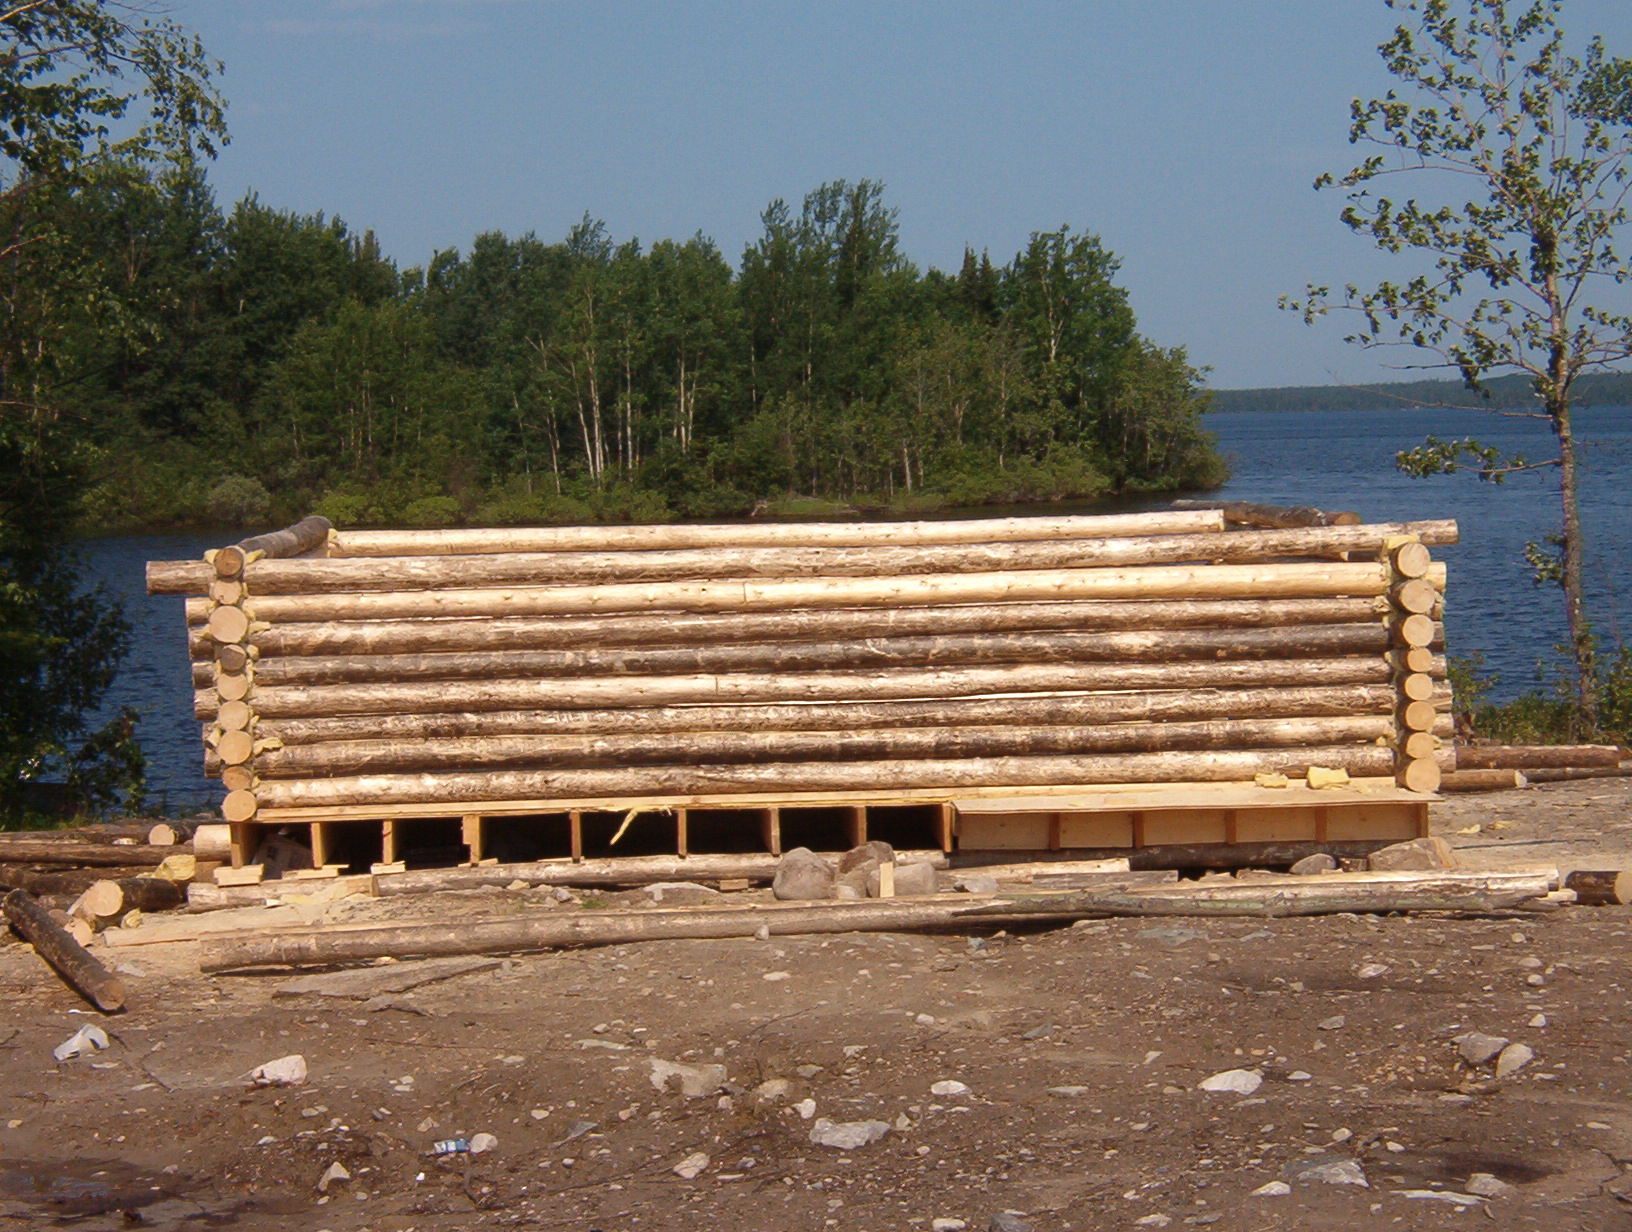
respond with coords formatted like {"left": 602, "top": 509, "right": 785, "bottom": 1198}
{"left": 53, "top": 1025, "right": 109, "bottom": 1062}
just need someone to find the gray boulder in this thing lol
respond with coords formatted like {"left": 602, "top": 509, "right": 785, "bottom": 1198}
{"left": 772, "top": 847, "right": 835, "bottom": 901}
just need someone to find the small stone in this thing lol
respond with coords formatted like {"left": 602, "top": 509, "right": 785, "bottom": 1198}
{"left": 248, "top": 1054, "right": 306, "bottom": 1086}
{"left": 795, "top": 1064, "right": 823, "bottom": 1078}
{"left": 931, "top": 1080, "right": 970, "bottom": 1097}
{"left": 1330, "top": 1128, "right": 1352, "bottom": 1143}
{"left": 649, "top": 1058, "right": 728, "bottom": 1098}
{"left": 1517, "top": 955, "right": 1543, "bottom": 969}
{"left": 956, "top": 875, "right": 1000, "bottom": 894}
{"left": 763, "top": 971, "right": 792, "bottom": 982}
{"left": 1356, "top": 962, "right": 1389, "bottom": 980}
{"left": 1285, "top": 1157, "right": 1368, "bottom": 1187}
{"left": 1385, "top": 1140, "right": 1405, "bottom": 1153}
{"left": 915, "top": 1013, "right": 937, "bottom": 1026}
{"left": 1526, "top": 973, "right": 1546, "bottom": 986}
{"left": 966, "top": 936, "right": 989, "bottom": 952}
{"left": 1318, "top": 1016, "right": 1345, "bottom": 1031}
{"left": 317, "top": 1161, "right": 350, "bottom": 1192}
{"left": 1133, "top": 1216, "right": 1171, "bottom": 1228}
{"left": 1495, "top": 1042, "right": 1534, "bottom": 1078}
{"left": 753, "top": 1079, "right": 792, "bottom": 1102}
{"left": 1288, "top": 1071, "right": 1312, "bottom": 1081}
{"left": 1251, "top": 1180, "right": 1291, "bottom": 1196}
{"left": 1047, "top": 1085, "right": 1090, "bottom": 1097}
{"left": 1456, "top": 1032, "right": 1509, "bottom": 1066}
{"left": 753, "top": 924, "right": 771, "bottom": 941}
{"left": 1466, "top": 1173, "right": 1514, "bottom": 1197}
{"left": 809, "top": 1117, "right": 890, "bottom": 1149}
{"left": 1198, "top": 1069, "right": 1262, "bottom": 1095}
{"left": 772, "top": 847, "right": 835, "bottom": 901}
{"left": 931, "top": 1220, "right": 967, "bottom": 1232}
{"left": 673, "top": 1151, "right": 709, "bottom": 1179}
{"left": 468, "top": 1132, "right": 498, "bottom": 1154}
{"left": 1289, "top": 853, "right": 1337, "bottom": 876}
{"left": 1528, "top": 1013, "right": 1547, "bottom": 1028}
{"left": 1138, "top": 926, "right": 1208, "bottom": 947}
{"left": 1393, "top": 1190, "right": 1482, "bottom": 1206}
{"left": 794, "top": 1098, "right": 817, "bottom": 1119}
{"left": 988, "top": 1215, "right": 1034, "bottom": 1232}
{"left": 833, "top": 883, "right": 865, "bottom": 900}
{"left": 1367, "top": 836, "right": 1457, "bottom": 872}
{"left": 895, "top": 1112, "right": 912, "bottom": 1130}
{"left": 1021, "top": 1024, "right": 1054, "bottom": 1040}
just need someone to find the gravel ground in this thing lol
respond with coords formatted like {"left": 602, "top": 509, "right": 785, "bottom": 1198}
{"left": 1, "top": 779, "right": 1629, "bottom": 1232}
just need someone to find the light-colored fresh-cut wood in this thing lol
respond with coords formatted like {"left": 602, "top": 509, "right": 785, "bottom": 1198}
{"left": 218, "top": 657, "right": 1396, "bottom": 722}
{"left": 206, "top": 605, "right": 248, "bottom": 644}
{"left": 215, "top": 699, "right": 251, "bottom": 730}
{"left": 215, "top": 671, "right": 251, "bottom": 701}
{"left": 246, "top": 715, "right": 1395, "bottom": 779}
{"left": 330, "top": 511, "right": 1230, "bottom": 557}
{"left": 229, "top": 624, "right": 1395, "bottom": 688}
{"left": 216, "top": 644, "right": 249, "bottom": 673}
{"left": 1400, "top": 673, "right": 1436, "bottom": 702}
{"left": 1393, "top": 613, "right": 1436, "bottom": 647}
{"left": 74, "top": 879, "right": 124, "bottom": 920}
{"left": 1396, "top": 758, "right": 1442, "bottom": 794}
{"left": 1562, "top": 869, "right": 1632, "bottom": 905}
{"left": 208, "top": 579, "right": 243, "bottom": 605}
{"left": 1169, "top": 500, "right": 1362, "bottom": 529}
{"left": 1390, "top": 646, "right": 1435, "bottom": 674}
{"left": 186, "top": 561, "right": 1400, "bottom": 625}
{"left": 250, "top": 683, "right": 1401, "bottom": 747}
{"left": 1391, "top": 541, "right": 1433, "bottom": 578}
{"left": 147, "top": 823, "right": 177, "bottom": 847}
{"left": 221, "top": 789, "right": 258, "bottom": 822}
{"left": 253, "top": 745, "right": 1398, "bottom": 810}
{"left": 1438, "top": 768, "right": 1527, "bottom": 792}
{"left": 215, "top": 729, "right": 253, "bottom": 766}
{"left": 1394, "top": 578, "right": 1441, "bottom": 614}
{"left": 1398, "top": 699, "right": 1438, "bottom": 732}
{"left": 220, "top": 764, "right": 254, "bottom": 791}
{"left": 216, "top": 597, "right": 1392, "bottom": 660}
{"left": 192, "top": 824, "right": 233, "bottom": 859}
{"left": 1401, "top": 730, "right": 1441, "bottom": 760}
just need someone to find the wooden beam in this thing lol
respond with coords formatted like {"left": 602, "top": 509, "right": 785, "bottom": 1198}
{"left": 675, "top": 807, "right": 688, "bottom": 859}
{"left": 569, "top": 811, "right": 583, "bottom": 863}
{"left": 461, "top": 814, "right": 485, "bottom": 864}
{"left": 761, "top": 808, "right": 781, "bottom": 857}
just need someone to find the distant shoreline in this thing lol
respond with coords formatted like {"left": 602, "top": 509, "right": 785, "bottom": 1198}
{"left": 1207, "top": 372, "right": 1632, "bottom": 415}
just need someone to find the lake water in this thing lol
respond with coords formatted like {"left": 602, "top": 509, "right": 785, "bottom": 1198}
{"left": 81, "top": 403, "right": 1632, "bottom": 809}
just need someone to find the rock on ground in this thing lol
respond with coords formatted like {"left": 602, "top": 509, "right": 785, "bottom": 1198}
{"left": 1368, "top": 835, "right": 1457, "bottom": 871}
{"left": 809, "top": 1117, "right": 891, "bottom": 1149}
{"left": 772, "top": 847, "right": 835, "bottom": 901}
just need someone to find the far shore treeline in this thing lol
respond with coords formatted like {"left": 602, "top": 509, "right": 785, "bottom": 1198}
{"left": 1211, "top": 372, "right": 1632, "bottom": 417}
{"left": 63, "top": 171, "right": 1226, "bottom": 532}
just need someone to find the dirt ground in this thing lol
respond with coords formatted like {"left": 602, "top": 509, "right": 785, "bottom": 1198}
{"left": 2, "top": 779, "right": 1630, "bottom": 1232}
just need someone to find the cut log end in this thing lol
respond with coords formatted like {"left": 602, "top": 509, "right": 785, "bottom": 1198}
{"left": 206, "top": 605, "right": 249, "bottom": 645}
{"left": 1391, "top": 542, "right": 1432, "bottom": 578}
{"left": 1562, "top": 869, "right": 1631, "bottom": 906}
{"left": 1397, "top": 758, "right": 1442, "bottom": 794}
{"left": 222, "top": 789, "right": 259, "bottom": 823}
{"left": 213, "top": 545, "right": 246, "bottom": 579}
{"left": 215, "top": 729, "right": 254, "bottom": 766}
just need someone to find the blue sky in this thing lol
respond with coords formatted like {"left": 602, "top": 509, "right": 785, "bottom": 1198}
{"left": 171, "top": 0, "right": 1631, "bottom": 390}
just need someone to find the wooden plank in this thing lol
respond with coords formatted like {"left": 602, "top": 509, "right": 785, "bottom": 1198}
{"left": 1224, "top": 808, "right": 1239, "bottom": 845}
{"left": 846, "top": 805, "right": 867, "bottom": 849}
{"left": 938, "top": 802, "right": 955, "bottom": 854}
{"left": 676, "top": 807, "right": 688, "bottom": 859}
{"left": 309, "top": 822, "right": 331, "bottom": 870}
{"left": 761, "top": 807, "right": 782, "bottom": 857}
{"left": 462, "top": 813, "right": 485, "bottom": 864}
{"left": 229, "top": 822, "right": 252, "bottom": 869}
{"left": 569, "top": 811, "right": 583, "bottom": 863}
{"left": 1047, "top": 812, "right": 1062, "bottom": 852}
{"left": 381, "top": 820, "right": 400, "bottom": 866}
{"left": 1130, "top": 810, "right": 1146, "bottom": 849}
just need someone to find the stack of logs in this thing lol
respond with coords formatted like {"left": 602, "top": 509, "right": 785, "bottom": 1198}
{"left": 1441, "top": 743, "right": 1632, "bottom": 792}
{"left": 146, "top": 509, "right": 1459, "bottom": 836}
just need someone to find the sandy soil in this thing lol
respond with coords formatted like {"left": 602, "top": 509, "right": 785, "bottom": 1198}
{"left": 1, "top": 779, "right": 1630, "bottom": 1232}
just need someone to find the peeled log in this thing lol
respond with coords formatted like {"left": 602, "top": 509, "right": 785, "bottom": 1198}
{"left": 214, "top": 522, "right": 1461, "bottom": 596}
{"left": 227, "top": 624, "right": 1395, "bottom": 688}
{"left": 223, "top": 657, "right": 1397, "bottom": 720}
{"left": 331, "top": 509, "right": 1229, "bottom": 556}
{"left": 253, "top": 683, "right": 1401, "bottom": 747}
{"left": 2, "top": 889, "right": 126, "bottom": 1011}
{"left": 1439, "top": 769, "right": 1527, "bottom": 792}
{"left": 1455, "top": 744, "right": 1623, "bottom": 771}
{"left": 253, "top": 745, "right": 1398, "bottom": 810}
{"left": 250, "top": 715, "right": 1396, "bottom": 778}
{"left": 193, "top": 824, "right": 233, "bottom": 860}
{"left": 191, "top": 561, "right": 1399, "bottom": 624}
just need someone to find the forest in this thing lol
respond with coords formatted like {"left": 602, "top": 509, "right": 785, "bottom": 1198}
{"left": 54, "top": 170, "right": 1226, "bottom": 530}
{"left": 1210, "top": 372, "right": 1632, "bottom": 416}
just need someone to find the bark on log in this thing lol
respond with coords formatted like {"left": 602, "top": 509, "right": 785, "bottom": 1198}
{"left": 250, "top": 715, "right": 1395, "bottom": 778}
{"left": 1562, "top": 869, "right": 1632, "bottom": 905}
{"left": 191, "top": 597, "right": 1395, "bottom": 660}
{"left": 1170, "top": 500, "right": 1365, "bottom": 529}
{"left": 196, "top": 874, "right": 1543, "bottom": 973}
{"left": 187, "top": 561, "right": 1399, "bottom": 624}
{"left": 2, "top": 889, "right": 126, "bottom": 1011}
{"left": 195, "top": 522, "right": 1463, "bottom": 596}
{"left": 253, "top": 745, "right": 1399, "bottom": 809}
{"left": 203, "top": 516, "right": 334, "bottom": 583}
{"left": 1438, "top": 769, "right": 1527, "bottom": 792}
{"left": 252, "top": 683, "right": 1402, "bottom": 747}
{"left": 0, "top": 864, "right": 166, "bottom": 896}
{"left": 1455, "top": 744, "right": 1623, "bottom": 770}
{"left": 329, "top": 509, "right": 1230, "bottom": 557}
{"left": 1519, "top": 764, "right": 1632, "bottom": 783}
{"left": 0, "top": 838, "right": 175, "bottom": 867}
{"left": 221, "top": 624, "right": 1395, "bottom": 689}
{"left": 221, "top": 657, "right": 1398, "bottom": 721}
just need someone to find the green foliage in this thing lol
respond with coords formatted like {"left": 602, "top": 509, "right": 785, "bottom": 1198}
{"left": 206, "top": 475, "right": 272, "bottom": 527}
{"left": 1453, "top": 645, "right": 1632, "bottom": 745}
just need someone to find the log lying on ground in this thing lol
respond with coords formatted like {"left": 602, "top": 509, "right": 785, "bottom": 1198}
{"left": 187, "top": 561, "right": 1408, "bottom": 625}
{"left": 247, "top": 715, "right": 1397, "bottom": 778}
{"left": 252, "top": 684, "right": 1405, "bottom": 746}
{"left": 253, "top": 745, "right": 1399, "bottom": 810}
{"left": 0, "top": 837, "right": 178, "bottom": 868}
{"left": 200, "top": 598, "right": 1396, "bottom": 660}
{"left": 329, "top": 509, "right": 1230, "bottom": 557}
{"left": 1438, "top": 769, "right": 1528, "bottom": 792}
{"left": 1456, "top": 744, "right": 1623, "bottom": 770}
{"left": 0, "top": 864, "right": 169, "bottom": 896}
{"left": 3, "top": 889, "right": 126, "bottom": 1011}
{"left": 223, "top": 657, "right": 1398, "bottom": 721}
{"left": 1563, "top": 869, "right": 1632, "bottom": 906}
{"left": 204, "top": 624, "right": 1399, "bottom": 689}
{"left": 1519, "top": 764, "right": 1632, "bottom": 784}
{"left": 160, "top": 521, "right": 1462, "bottom": 596}
{"left": 83, "top": 876, "right": 187, "bottom": 916}
{"left": 950, "top": 840, "right": 1401, "bottom": 872}
{"left": 195, "top": 870, "right": 1547, "bottom": 972}
{"left": 1170, "top": 500, "right": 1363, "bottom": 529}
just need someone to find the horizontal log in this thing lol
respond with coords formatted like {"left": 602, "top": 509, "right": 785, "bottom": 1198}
{"left": 162, "top": 521, "right": 1463, "bottom": 596}
{"left": 253, "top": 745, "right": 1399, "bottom": 809}
{"left": 1455, "top": 744, "right": 1623, "bottom": 770}
{"left": 186, "top": 561, "right": 1400, "bottom": 624}
{"left": 952, "top": 840, "right": 1404, "bottom": 871}
{"left": 250, "top": 715, "right": 1397, "bottom": 779}
{"left": 1520, "top": 764, "right": 1632, "bottom": 783}
{"left": 202, "top": 516, "right": 334, "bottom": 583}
{"left": 214, "top": 624, "right": 1396, "bottom": 689}
{"left": 1170, "top": 500, "right": 1364, "bottom": 529}
{"left": 1562, "top": 869, "right": 1631, "bottom": 906}
{"left": 0, "top": 864, "right": 165, "bottom": 896}
{"left": 1438, "top": 768, "right": 1527, "bottom": 792}
{"left": 216, "top": 657, "right": 1398, "bottom": 720}
{"left": 329, "top": 510, "right": 1230, "bottom": 556}
{"left": 251, "top": 683, "right": 1403, "bottom": 746}
{"left": 0, "top": 838, "right": 176, "bottom": 867}
{"left": 190, "top": 597, "right": 1396, "bottom": 660}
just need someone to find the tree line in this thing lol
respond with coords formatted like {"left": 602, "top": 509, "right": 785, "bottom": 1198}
{"left": 62, "top": 171, "right": 1226, "bottom": 530}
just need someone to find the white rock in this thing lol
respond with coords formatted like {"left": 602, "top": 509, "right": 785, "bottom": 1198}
{"left": 794, "top": 1099, "right": 817, "bottom": 1119}
{"left": 1288, "top": 1158, "right": 1368, "bottom": 1187}
{"left": 809, "top": 1117, "right": 890, "bottom": 1149}
{"left": 762, "top": 971, "right": 792, "bottom": 982}
{"left": 1047, "top": 1085, "right": 1090, "bottom": 1097}
{"left": 1356, "top": 962, "right": 1390, "bottom": 979}
{"left": 649, "top": 1058, "right": 727, "bottom": 1098}
{"left": 1251, "top": 1180, "right": 1291, "bottom": 1196}
{"left": 1288, "top": 1071, "right": 1312, "bottom": 1081}
{"left": 469, "top": 1132, "right": 498, "bottom": 1154}
{"left": 930, "top": 1080, "right": 970, "bottom": 1097}
{"left": 1455, "top": 1032, "right": 1510, "bottom": 1066}
{"left": 753, "top": 924, "right": 771, "bottom": 941}
{"left": 1317, "top": 1015, "right": 1345, "bottom": 1031}
{"left": 753, "top": 1078, "right": 793, "bottom": 1102}
{"left": 1198, "top": 1069, "right": 1262, "bottom": 1095}
{"left": 317, "top": 1161, "right": 350, "bottom": 1192}
{"left": 1466, "top": 1173, "right": 1514, "bottom": 1197}
{"left": 1330, "top": 1127, "right": 1352, "bottom": 1143}
{"left": 249, "top": 1054, "right": 307, "bottom": 1086}
{"left": 1133, "top": 1216, "right": 1171, "bottom": 1228}
{"left": 1495, "top": 1042, "right": 1534, "bottom": 1078}
{"left": 1528, "top": 1013, "right": 1547, "bottom": 1028}
{"left": 52, "top": 1025, "right": 109, "bottom": 1062}
{"left": 1392, "top": 1190, "right": 1481, "bottom": 1206}
{"left": 931, "top": 1220, "right": 967, "bottom": 1231}
{"left": 673, "top": 1151, "right": 709, "bottom": 1179}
